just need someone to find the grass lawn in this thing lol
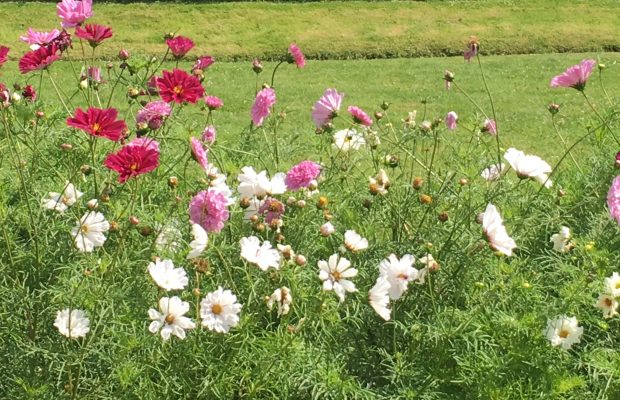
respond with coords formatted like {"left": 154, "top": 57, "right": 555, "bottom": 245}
{"left": 1, "top": 1, "right": 620, "bottom": 60}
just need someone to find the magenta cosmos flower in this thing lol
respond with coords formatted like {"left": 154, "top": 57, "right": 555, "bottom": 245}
{"left": 57, "top": 0, "right": 93, "bottom": 28}
{"left": 190, "top": 137, "right": 209, "bottom": 170}
{"left": 104, "top": 139, "right": 160, "bottom": 183}
{"left": 445, "top": 111, "right": 458, "bottom": 130}
{"left": 204, "top": 95, "right": 224, "bottom": 110}
{"left": 193, "top": 56, "right": 215, "bottom": 72}
{"left": 67, "top": 107, "right": 127, "bottom": 141}
{"left": 136, "top": 100, "right": 171, "bottom": 130}
{"left": 285, "top": 160, "right": 321, "bottom": 191}
{"left": 550, "top": 59, "right": 596, "bottom": 91}
{"left": 157, "top": 69, "right": 204, "bottom": 104}
{"left": 608, "top": 176, "right": 620, "bottom": 225}
{"left": 348, "top": 106, "right": 373, "bottom": 126}
{"left": 22, "top": 85, "right": 37, "bottom": 102}
{"left": 0, "top": 46, "right": 8, "bottom": 68}
{"left": 288, "top": 43, "right": 306, "bottom": 68}
{"left": 19, "top": 45, "right": 60, "bottom": 74}
{"left": 75, "top": 24, "right": 113, "bottom": 48}
{"left": 312, "top": 88, "right": 344, "bottom": 128}
{"left": 251, "top": 87, "right": 276, "bottom": 127}
{"left": 20, "top": 29, "right": 60, "bottom": 50}
{"left": 189, "top": 190, "right": 230, "bottom": 233}
{"left": 166, "top": 36, "right": 194, "bottom": 59}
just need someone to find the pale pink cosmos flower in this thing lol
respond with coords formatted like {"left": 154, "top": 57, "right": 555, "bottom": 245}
{"left": 285, "top": 160, "right": 321, "bottom": 191}
{"left": 312, "top": 88, "right": 343, "bottom": 128}
{"left": 258, "top": 197, "right": 286, "bottom": 224}
{"left": 550, "top": 59, "right": 596, "bottom": 91}
{"left": 288, "top": 43, "right": 306, "bottom": 68}
{"left": 251, "top": 87, "right": 276, "bottom": 127}
{"left": 136, "top": 100, "right": 171, "bottom": 130}
{"left": 348, "top": 106, "right": 373, "bottom": 126}
{"left": 445, "top": 111, "right": 458, "bottom": 130}
{"left": 608, "top": 176, "right": 620, "bottom": 225}
{"left": 483, "top": 118, "right": 497, "bottom": 136}
{"left": 20, "top": 28, "right": 60, "bottom": 50}
{"left": 126, "top": 137, "right": 159, "bottom": 152}
{"left": 202, "top": 125, "right": 216, "bottom": 144}
{"left": 57, "top": 0, "right": 93, "bottom": 28}
{"left": 204, "top": 95, "right": 223, "bottom": 110}
{"left": 189, "top": 190, "right": 230, "bottom": 233}
{"left": 87, "top": 66, "right": 102, "bottom": 84}
{"left": 190, "top": 137, "right": 209, "bottom": 170}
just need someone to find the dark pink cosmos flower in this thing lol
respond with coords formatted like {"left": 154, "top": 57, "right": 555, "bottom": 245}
{"left": 193, "top": 55, "right": 214, "bottom": 71}
{"left": 288, "top": 43, "right": 306, "bottom": 68}
{"left": 348, "top": 105, "right": 373, "bottom": 126}
{"left": 189, "top": 190, "right": 230, "bottom": 233}
{"left": 51, "top": 30, "right": 72, "bottom": 53}
{"left": 66, "top": 107, "right": 127, "bottom": 141}
{"left": 157, "top": 69, "right": 204, "bottom": 104}
{"left": 0, "top": 46, "right": 9, "bottom": 68}
{"left": 75, "top": 24, "right": 113, "bottom": 48}
{"left": 22, "top": 85, "right": 37, "bottom": 102}
{"left": 20, "top": 29, "right": 60, "bottom": 50}
{"left": 57, "top": 0, "right": 93, "bottom": 29}
{"left": 285, "top": 160, "right": 321, "bottom": 191}
{"left": 104, "top": 139, "right": 160, "bottom": 183}
{"left": 550, "top": 59, "right": 596, "bottom": 91}
{"left": 19, "top": 45, "right": 60, "bottom": 74}
{"left": 166, "top": 36, "right": 194, "bottom": 59}
{"left": 312, "top": 88, "right": 343, "bottom": 128}
{"left": 204, "top": 95, "right": 223, "bottom": 110}
{"left": 258, "top": 197, "right": 286, "bottom": 224}
{"left": 251, "top": 87, "right": 276, "bottom": 127}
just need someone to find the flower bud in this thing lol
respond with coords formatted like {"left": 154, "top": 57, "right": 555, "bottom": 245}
{"left": 86, "top": 199, "right": 99, "bottom": 210}
{"left": 168, "top": 176, "right": 179, "bottom": 188}
{"left": 252, "top": 58, "right": 263, "bottom": 73}
{"left": 459, "top": 178, "right": 469, "bottom": 186}
{"left": 35, "top": 111, "right": 45, "bottom": 119}
{"left": 249, "top": 215, "right": 259, "bottom": 224}
{"left": 192, "top": 259, "right": 210, "bottom": 273}
{"left": 419, "top": 194, "right": 432, "bottom": 205}
{"left": 362, "top": 198, "right": 373, "bottom": 209}
{"left": 240, "top": 197, "right": 251, "bottom": 209}
{"left": 60, "top": 143, "right": 73, "bottom": 151}
{"left": 295, "top": 254, "right": 307, "bottom": 266}
{"left": 139, "top": 226, "right": 152, "bottom": 236}
{"left": 79, "top": 79, "right": 88, "bottom": 90}
{"left": 320, "top": 222, "right": 335, "bottom": 237}
{"left": 412, "top": 177, "right": 424, "bottom": 190}
{"left": 100, "top": 193, "right": 110, "bottom": 203}
{"left": 548, "top": 103, "right": 560, "bottom": 115}
{"left": 129, "top": 216, "right": 140, "bottom": 225}
{"left": 127, "top": 87, "right": 140, "bottom": 99}
{"left": 438, "top": 212, "right": 449, "bottom": 222}
{"left": 253, "top": 223, "right": 266, "bottom": 233}
{"left": 80, "top": 164, "right": 92, "bottom": 175}
{"left": 163, "top": 32, "right": 175, "bottom": 40}
{"left": 380, "top": 101, "right": 390, "bottom": 111}
{"left": 374, "top": 111, "right": 384, "bottom": 120}
{"left": 296, "top": 199, "right": 306, "bottom": 209}
{"left": 598, "top": 63, "right": 606, "bottom": 70}
{"left": 118, "top": 49, "right": 130, "bottom": 60}
{"left": 11, "top": 92, "right": 22, "bottom": 103}
{"left": 317, "top": 196, "right": 328, "bottom": 209}
{"left": 384, "top": 155, "right": 399, "bottom": 168}
{"left": 109, "top": 221, "right": 119, "bottom": 232}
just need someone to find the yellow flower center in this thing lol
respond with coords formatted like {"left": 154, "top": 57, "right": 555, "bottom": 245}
{"left": 212, "top": 304, "right": 223, "bottom": 315}
{"left": 165, "top": 314, "right": 175, "bottom": 324}
{"left": 604, "top": 298, "right": 613, "bottom": 307}
{"left": 80, "top": 225, "right": 89, "bottom": 234}
{"left": 173, "top": 86, "right": 183, "bottom": 95}
{"left": 558, "top": 329, "right": 570, "bottom": 339}
{"left": 91, "top": 123, "right": 101, "bottom": 134}
{"left": 332, "top": 271, "right": 341, "bottom": 281}
{"left": 130, "top": 163, "right": 138, "bottom": 171}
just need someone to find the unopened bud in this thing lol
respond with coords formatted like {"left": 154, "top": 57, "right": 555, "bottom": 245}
{"left": 192, "top": 288, "right": 201, "bottom": 296}
{"left": 317, "top": 196, "right": 328, "bottom": 209}
{"left": 380, "top": 101, "right": 390, "bottom": 111}
{"left": 295, "top": 254, "right": 307, "bottom": 266}
{"left": 363, "top": 198, "right": 373, "bottom": 209}
{"left": 168, "top": 176, "right": 178, "bottom": 188}
{"left": 118, "top": 49, "right": 130, "bottom": 60}
{"left": 252, "top": 58, "right": 263, "bottom": 73}
{"left": 287, "top": 196, "right": 297, "bottom": 206}
{"left": 412, "top": 177, "right": 424, "bottom": 190}
{"left": 419, "top": 194, "right": 432, "bottom": 205}
{"left": 129, "top": 216, "right": 140, "bottom": 225}
{"left": 374, "top": 111, "right": 383, "bottom": 120}
{"left": 86, "top": 199, "right": 98, "bottom": 210}
{"left": 548, "top": 103, "right": 560, "bottom": 115}
{"left": 79, "top": 79, "right": 88, "bottom": 90}
{"left": 296, "top": 199, "right": 306, "bottom": 209}
{"left": 35, "top": 111, "right": 45, "bottom": 119}
{"left": 60, "top": 143, "right": 73, "bottom": 151}
{"left": 438, "top": 212, "right": 448, "bottom": 222}
{"left": 459, "top": 178, "right": 469, "bottom": 186}
{"left": 80, "top": 164, "right": 91, "bottom": 175}
{"left": 139, "top": 226, "right": 152, "bottom": 236}
{"left": 320, "top": 222, "right": 335, "bottom": 237}
{"left": 109, "top": 221, "right": 119, "bottom": 232}
{"left": 240, "top": 197, "right": 251, "bottom": 209}
{"left": 127, "top": 87, "right": 140, "bottom": 99}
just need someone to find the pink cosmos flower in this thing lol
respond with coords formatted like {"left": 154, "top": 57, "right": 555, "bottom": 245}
{"left": 193, "top": 56, "right": 214, "bottom": 71}
{"left": 288, "top": 43, "right": 306, "bottom": 68}
{"left": 166, "top": 36, "right": 194, "bottom": 59}
{"left": 483, "top": 118, "right": 497, "bottom": 136}
{"left": 157, "top": 69, "right": 204, "bottom": 104}
{"left": 19, "top": 45, "right": 60, "bottom": 74}
{"left": 57, "top": 0, "right": 93, "bottom": 29}
{"left": 463, "top": 36, "right": 479, "bottom": 62}
{"left": 285, "top": 160, "right": 321, "bottom": 191}
{"left": 136, "top": 100, "right": 171, "bottom": 130}
{"left": 348, "top": 106, "right": 373, "bottom": 126}
{"left": 202, "top": 125, "right": 216, "bottom": 144}
{"left": 608, "top": 176, "right": 620, "bottom": 225}
{"left": 104, "top": 139, "right": 160, "bottom": 183}
{"left": 87, "top": 66, "right": 103, "bottom": 83}
{"left": 20, "top": 29, "right": 60, "bottom": 50}
{"left": 445, "top": 111, "right": 458, "bottom": 130}
{"left": 204, "top": 95, "right": 223, "bottom": 110}
{"left": 312, "top": 88, "right": 343, "bottom": 128}
{"left": 0, "top": 46, "right": 8, "bottom": 68}
{"left": 615, "top": 151, "right": 620, "bottom": 168}
{"left": 67, "top": 107, "right": 127, "bottom": 141}
{"left": 75, "top": 24, "right": 113, "bottom": 48}
{"left": 258, "top": 198, "right": 286, "bottom": 224}
{"left": 251, "top": 87, "right": 276, "bottom": 127}
{"left": 190, "top": 137, "right": 209, "bottom": 169}
{"left": 189, "top": 190, "right": 230, "bottom": 233}
{"left": 550, "top": 59, "right": 596, "bottom": 91}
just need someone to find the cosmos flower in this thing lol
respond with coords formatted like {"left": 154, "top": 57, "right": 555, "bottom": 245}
{"left": 312, "top": 88, "right": 343, "bottom": 128}
{"left": 19, "top": 45, "right": 60, "bottom": 74}
{"left": 251, "top": 87, "right": 276, "bottom": 127}
{"left": 595, "top": 294, "right": 618, "bottom": 319}
{"left": 550, "top": 226, "right": 572, "bottom": 253}
{"left": 445, "top": 111, "right": 458, "bottom": 130}
{"left": 54, "top": 308, "right": 90, "bottom": 338}
{"left": 147, "top": 258, "right": 188, "bottom": 291}
{"left": 200, "top": 287, "right": 242, "bottom": 333}
{"left": 240, "top": 236, "right": 281, "bottom": 271}
{"left": 57, "top": 0, "right": 93, "bottom": 28}
{"left": 193, "top": 55, "right": 215, "bottom": 71}
{"left": 148, "top": 296, "right": 195, "bottom": 340}
{"left": 550, "top": 59, "right": 596, "bottom": 91}
{"left": 66, "top": 107, "right": 127, "bottom": 141}
{"left": 604, "top": 272, "right": 620, "bottom": 298}
{"left": 71, "top": 211, "right": 109, "bottom": 252}
{"left": 318, "top": 254, "right": 358, "bottom": 302}
{"left": 20, "top": 29, "right": 60, "bottom": 50}
{"left": 188, "top": 190, "right": 230, "bottom": 233}
{"left": 482, "top": 203, "right": 517, "bottom": 257}
{"left": 187, "top": 223, "right": 208, "bottom": 260}
{"left": 166, "top": 35, "right": 194, "bottom": 59}
{"left": 607, "top": 176, "right": 620, "bottom": 225}
{"left": 504, "top": 148, "right": 553, "bottom": 188}
{"left": 285, "top": 161, "right": 321, "bottom": 191}
{"left": 104, "top": 139, "right": 160, "bottom": 183}
{"left": 480, "top": 163, "right": 505, "bottom": 181}
{"left": 204, "top": 95, "right": 223, "bottom": 110}
{"left": 75, "top": 24, "right": 113, "bottom": 47}
{"left": 332, "top": 129, "right": 366, "bottom": 152}
{"left": 267, "top": 287, "right": 293, "bottom": 317}
{"left": 190, "top": 137, "right": 209, "bottom": 170}
{"left": 545, "top": 315, "right": 583, "bottom": 350}
{"left": 157, "top": 69, "right": 204, "bottom": 104}
{"left": 378, "top": 254, "right": 418, "bottom": 300}
{"left": 348, "top": 105, "right": 372, "bottom": 126}
{"left": 344, "top": 230, "right": 368, "bottom": 252}
{"left": 237, "top": 166, "right": 286, "bottom": 198}
{"left": 368, "top": 277, "right": 391, "bottom": 321}
{"left": 136, "top": 100, "right": 171, "bottom": 130}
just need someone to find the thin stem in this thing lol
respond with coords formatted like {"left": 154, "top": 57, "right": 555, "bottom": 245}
{"left": 47, "top": 70, "right": 71, "bottom": 113}
{"left": 476, "top": 53, "right": 502, "bottom": 168}
{"left": 551, "top": 115, "right": 583, "bottom": 174}
{"left": 270, "top": 60, "right": 285, "bottom": 89}
{"left": 581, "top": 91, "right": 620, "bottom": 145}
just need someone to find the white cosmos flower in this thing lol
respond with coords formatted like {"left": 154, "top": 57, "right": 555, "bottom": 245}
{"left": 604, "top": 272, "right": 620, "bottom": 297}
{"left": 595, "top": 294, "right": 619, "bottom": 319}
{"left": 550, "top": 226, "right": 572, "bottom": 253}
{"left": 206, "top": 164, "right": 236, "bottom": 205}
{"left": 243, "top": 197, "right": 264, "bottom": 220}
{"left": 71, "top": 211, "right": 110, "bottom": 252}
{"left": 504, "top": 148, "right": 553, "bottom": 188}
{"left": 333, "top": 128, "right": 366, "bottom": 152}
{"left": 368, "top": 277, "right": 391, "bottom": 321}
{"left": 267, "top": 287, "right": 293, "bottom": 317}
{"left": 200, "top": 287, "right": 242, "bottom": 333}
{"left": 417, "top": 254, "right": 439, "bottom": 284}
{"left": 276, "top": 244, "right": 295, "bottom": 260}
{"left": 480, "top": 163, "right": 505, "bottom": 181}
{"left": 240, "top": 236, "right": 281, "bottom": 271}
{"left": 54, "top": 308, "right": 90, "bottom": 338}
{"left": 148, "top": 296, "right": 195, "bottom": 340}
{"left": 318, "top": 254, "right": 358, "bottom": 302}
{"left": 320, "top": 222, "right": 335, "bottom": 237}
{"left": 482, "top": 203, "right": 517, "bottom": 256}
{"left": 378, "top": 254, "right": 418, "bottom": 300}
{"left": 237, "top": 166, "right": 286, "bottom": 198}
{"left": 147, "top": 259, "right": 188, "bottom": 291}
{"left": 42, "top": 182, "right": 83, "bottom": 212}
{"left": 545, "top": 315, "right": 583, "bottom": 350}
{"left": 369, "top": 169, "right": 390, "bottom": 195}
{"left": 344, "top": 230, "right": 368, "bottom": 252}
{"left": 154, "top": 223, "right": 182, "bottom": 252}
{"left": 187, "top": 223, "right": 208, "bottom": 259}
